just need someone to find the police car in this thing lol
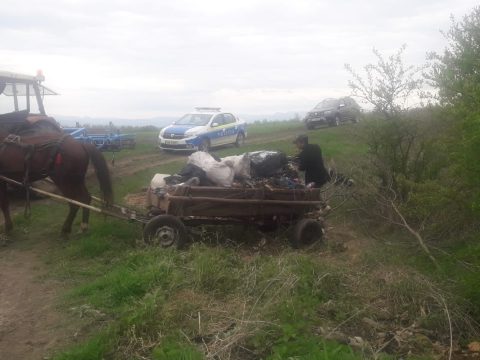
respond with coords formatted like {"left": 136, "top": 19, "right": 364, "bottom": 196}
{"left": 158, "top": 107, "right": 247, "bottom": 152}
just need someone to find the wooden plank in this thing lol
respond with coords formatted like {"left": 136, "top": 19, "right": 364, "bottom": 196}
{"left": 167, "top": 194, "right": 323, "bottom": 206}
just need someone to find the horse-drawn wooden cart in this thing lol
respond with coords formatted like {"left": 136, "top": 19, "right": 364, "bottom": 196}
{"left": 144, "top": 185, "right": 326, "bottom": 249}
{"left": 0, "top": 174, "right": 326, "bottom": 249}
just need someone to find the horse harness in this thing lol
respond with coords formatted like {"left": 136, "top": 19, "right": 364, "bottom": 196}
{"left": 0, "top": 133, "right": 70, "bottom": 217}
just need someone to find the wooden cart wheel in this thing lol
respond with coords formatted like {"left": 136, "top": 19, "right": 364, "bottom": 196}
{"left": 143, "top": 215, "right": 188, "bottom": 249}
{"left": 290, "top": 218, "right": 324, "bottom": 249}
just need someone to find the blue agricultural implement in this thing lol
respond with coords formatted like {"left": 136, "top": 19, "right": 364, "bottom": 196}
{"left": 63, "top": 127, "right": 136, "bottom": 151}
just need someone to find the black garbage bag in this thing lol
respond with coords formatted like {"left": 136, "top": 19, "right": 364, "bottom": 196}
{"left": 248, "top": 151, "right": 287, "bottom": 178}
{"left": 163, "top": 174, "right": 184, "bottom": 185}
{"left": 179, "top": 163, "right": 215, "bottom": 185}
{"left": 164, "top": 164, "right": 214, "bottom": 186}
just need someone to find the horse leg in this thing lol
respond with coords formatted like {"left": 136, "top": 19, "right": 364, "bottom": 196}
{"left": 79, "top": 184, "right": 91, "bottom": 233}
{"left": 55, "top": 184, "right": 81, "bottom": 236}
{"left": 81, "top": 208, "right": 90, "bottom": 233}
{"left": 0, "top": 181, "right": 13, "bottom": 233}
{"left": 57, "top": 181, "right": 92, "bottom": 235}
{"left": 61, "top": 203, "right": 80, "bottom": 236}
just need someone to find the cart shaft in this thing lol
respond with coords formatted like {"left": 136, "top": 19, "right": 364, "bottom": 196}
{"left": 0, "top": 175, "right": 145, "bottom": 222}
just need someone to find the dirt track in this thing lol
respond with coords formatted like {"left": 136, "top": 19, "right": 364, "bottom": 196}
{"left": 0, "top": 246, "right": 71, "bottom": 360}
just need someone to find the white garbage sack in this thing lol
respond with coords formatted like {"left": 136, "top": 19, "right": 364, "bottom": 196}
{"left": 187, "top": 151, "right": 234, "bottom": 187}
{"left": 221, "top": 154, "right": 251, "bottom": 179}
{"left": 147, "top": 173, "right": 170, "bottom": 208}
{"left": 150, "top": 173, "right": 170, "bottom": 189}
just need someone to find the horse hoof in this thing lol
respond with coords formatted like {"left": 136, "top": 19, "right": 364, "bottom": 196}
{"left": 0, "top": 234, "right": 8, "bottom": 246}
{"left": 60, "top": 232, "right": 70, "bottom": 240}
{"left": 79, "top": 223, "right": 89, "bottom": 234}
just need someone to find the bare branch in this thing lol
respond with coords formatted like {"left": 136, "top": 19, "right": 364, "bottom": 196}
{"left": 389, "top": 199, "right": 440, "bottom": 270}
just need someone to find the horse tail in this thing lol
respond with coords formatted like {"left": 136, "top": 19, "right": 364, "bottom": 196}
{"left": 83, "top": 144, "right": 114, "bottom": 206}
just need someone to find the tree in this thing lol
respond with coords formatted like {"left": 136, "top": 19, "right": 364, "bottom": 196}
{"left": 429, "top": 6, "right": 480, "bottom": 210}
{"left": 429, "top": 7, "right": 480, "bottom": 111}
{"left": 345, "top": 47, "right": 436, "bottom": 199}
{"left": 345, "top": 45, "right": 425, "bottom": 119}
{"left": 346, "top": 47, "right": 456, "bottom": 260}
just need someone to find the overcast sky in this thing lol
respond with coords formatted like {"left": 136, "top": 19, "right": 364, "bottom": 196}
{"left": 1, "top": 0, "right": 477, "bottom": 121}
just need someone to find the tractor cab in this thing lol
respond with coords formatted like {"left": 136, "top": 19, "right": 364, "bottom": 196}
{"left": 0, "top": 70, "right": 58, "bottom": 130}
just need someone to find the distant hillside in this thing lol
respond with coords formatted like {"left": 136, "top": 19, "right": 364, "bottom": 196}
{"left": 53, "top": 111, "right": 306, "bottom": 128}
{"left": 53, "top": 115, "right": 176, "bottom": 128}
{"left": 239, "top": 111, "right": 306, "bottom": 122}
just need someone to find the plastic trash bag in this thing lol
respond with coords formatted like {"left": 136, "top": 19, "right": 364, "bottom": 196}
{"left": 187, "top": 151, "right": 234, "bottom": 187}
{"left": 221, "top": 153, "right": 251, "bottom": 179}
{"left": 248, "top": 151, "right": 287, "bottom": 178}
{"left": 150, "top": 174, "right": 170, "bottom": 189}
{"left": 178, "top": 164, "right": 211, "bottom": 185}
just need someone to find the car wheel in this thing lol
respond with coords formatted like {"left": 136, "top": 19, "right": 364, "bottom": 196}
{"left": 352, "top": 115, "right": 359, "bottom": 123}
{"left": 198, "top": 138, "right": 210, "bottom": 152}
{"left": 306, "top": 123, "right": 314, "bottom": 130}
{"left": 235, "top": 132, "right": 245, "bottom": 147}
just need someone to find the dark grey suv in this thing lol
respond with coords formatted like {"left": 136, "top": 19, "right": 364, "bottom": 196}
{"left": 304, "top": 97, "right": 361, "bottom": 129}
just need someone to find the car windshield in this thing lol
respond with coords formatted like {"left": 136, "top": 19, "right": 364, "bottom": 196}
{"left": 314, "top": 99, "right": 339, "bottom": 110}
{"left": 174, "top": 113, "right": 212, "bottom": 126}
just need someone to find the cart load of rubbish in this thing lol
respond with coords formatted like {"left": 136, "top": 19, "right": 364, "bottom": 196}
{"left": 146, "top": 150, "right": 308, "bottom": 209}
{"left": 153, "top": 150, "right": 304, "bottom": 190}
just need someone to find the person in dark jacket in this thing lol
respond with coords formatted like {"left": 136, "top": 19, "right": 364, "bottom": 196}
{"left": 293, "top": 134, "right": 330, "bottom": 188}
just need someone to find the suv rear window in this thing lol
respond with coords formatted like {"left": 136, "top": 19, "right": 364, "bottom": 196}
{"left": 315, "top": 99, "right": 339, "bottom": 110}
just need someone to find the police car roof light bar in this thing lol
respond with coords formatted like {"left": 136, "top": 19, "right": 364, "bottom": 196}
{"left": 194, "top": 107, "right": 221, "bottom": 112}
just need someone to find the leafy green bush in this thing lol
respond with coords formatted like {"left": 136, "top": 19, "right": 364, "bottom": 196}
{"left": 429, "top": 6, "right": 480, "bottom": 212}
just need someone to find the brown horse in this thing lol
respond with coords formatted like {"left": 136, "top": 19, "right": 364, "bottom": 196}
{"left": 0, "top": 120, "right": 113, "bottom": 236}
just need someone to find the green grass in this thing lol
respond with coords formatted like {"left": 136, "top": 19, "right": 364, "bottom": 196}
{"left": 215, "top": 122, "right": 365, "bottom": 160}
{"left": 53, "top": 333, "right": 112, "bottom": 360}
{"left": 152, "top": 340, "right": 203, "bottom": 360}
{"left": 4, "top": 122, "right": 468, "bottom": 360}
{"left": 246, "top": 120, "right": 304, "bottom": 137}
{"left": 45, "top": 235, "right": 367, "bottom": 359}
{"left": 267, "top": 339, "right": 361, "bottom": 360}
